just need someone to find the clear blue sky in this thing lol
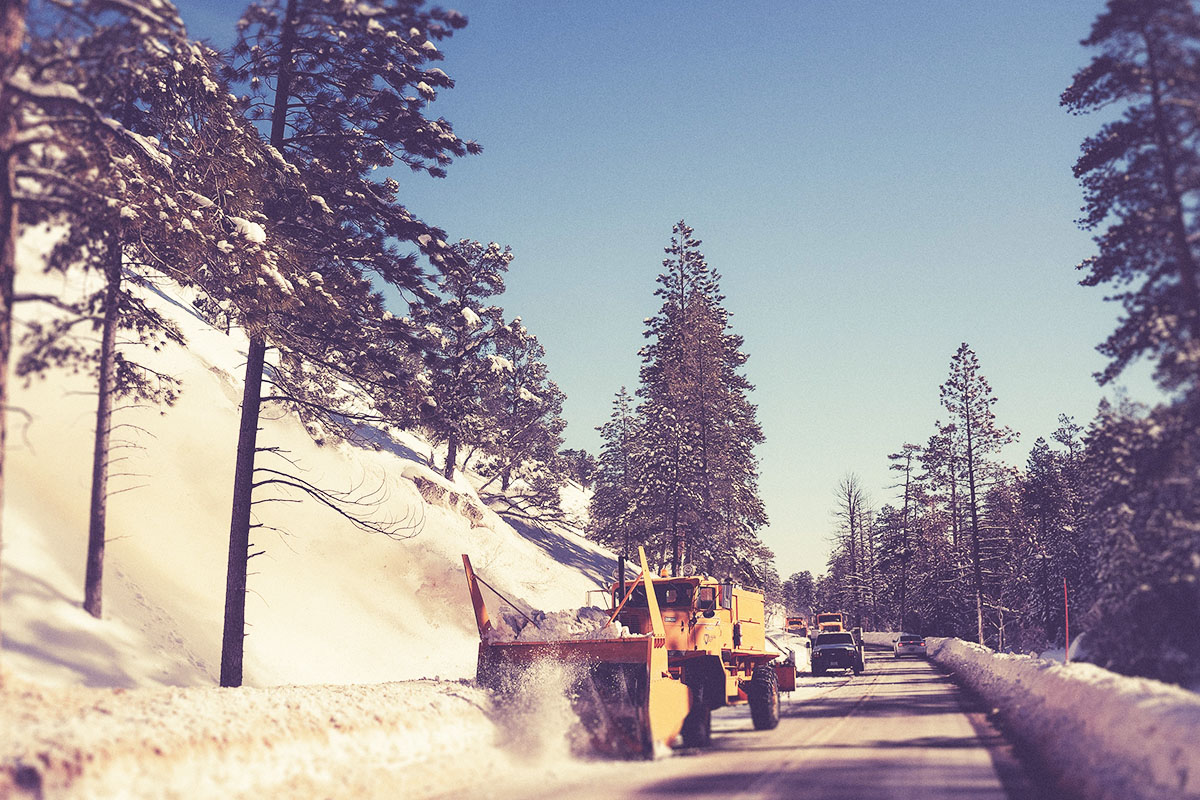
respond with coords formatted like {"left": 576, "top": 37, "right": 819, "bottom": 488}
{"left": 178, "top": 1, "right": 1149, "bottom": 579}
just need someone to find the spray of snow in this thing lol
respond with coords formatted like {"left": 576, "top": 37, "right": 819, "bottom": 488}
{"left": 484, "top": 606, "right": 637, "bottom": 644}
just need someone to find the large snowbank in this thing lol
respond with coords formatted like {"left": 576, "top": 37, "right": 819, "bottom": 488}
{"left": 3, "top": 227, "right": 616, "bottom": 691}
{"left": 863, "top": 633, "right": 1200, "bottom": 800}
{"left": 2, "top": 226, "right": 621, "bottom": 797}
{"left": 0, "top": 675, "right": 522, "bottom": 799}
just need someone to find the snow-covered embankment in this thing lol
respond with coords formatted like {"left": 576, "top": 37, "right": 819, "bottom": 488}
{"left": 0, "top": 677, "right": 526, "bottom": 799}
{"left": 865, "top": 633, "right": 1200, "bottom": 800}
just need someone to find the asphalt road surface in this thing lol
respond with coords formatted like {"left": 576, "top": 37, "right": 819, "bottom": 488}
{"left": 469, "top": 644, "right": 1053, "bottom": 800}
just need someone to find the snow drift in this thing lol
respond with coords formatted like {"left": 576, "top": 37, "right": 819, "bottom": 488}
{"left": 864, "top": 633, "right": 1200, "bottom": 800}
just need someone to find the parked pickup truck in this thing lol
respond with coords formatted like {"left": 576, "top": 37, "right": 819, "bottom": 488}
{"left": 811, "top": 631, "right": 865, "bottom": 676}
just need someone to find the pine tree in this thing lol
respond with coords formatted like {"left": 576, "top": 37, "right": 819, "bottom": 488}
{"left": 887, "top": 443, "right": 921, "bottom": 630}
{"left": 413, "top": 238, "right": 510, "bottom": 479}
{"left": 560, "top": 448, "right": 596, "bottom": 489}
{"left": 1063, "top": 0, "right": 1200, "bottom": 393}
{"left": 215, "top": 0, "right": 480, "bottom": 686}
{"left": 939, "top": 343, "right": 1016, "bottom": 645}
{"left": 479, "top": 318, "right": 567, "bottom": 510}
{"left": 588, "top": 387, "right": 641, "bottom": 593}
{"left": 781, "top": 570, "right": 816, "bottom": 620}
{"left": 0, "top": 0, "right": 27, "bottom": 654}
{"left": 633, "top": 222, "right": 707, "bottom": 573}
{"left": 629, "top": 221, "right": 767, "bottom": 581}
{"left": 11, "top": 0, "right": 280, "bottom": 618}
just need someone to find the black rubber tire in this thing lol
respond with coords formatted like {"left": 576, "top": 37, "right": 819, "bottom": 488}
{"left": 748, "top": 666, "right": 780, "bottom": 730}
{"left": 680, "top": 703, "right": 712, "bottom": 747}
{"left": 812, "top": 666, "right": 824, "bottom": 676}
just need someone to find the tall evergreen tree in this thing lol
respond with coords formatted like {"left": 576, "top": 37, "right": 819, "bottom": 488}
{"left": 939, "top": 342, "right": 1016, "bottom": 645}
{"left": 588, "top": 387, "right": 641, "bottom": 593}
{"left": 628, "top": 221, "right": 768, "bottom": 582}
{"left": 413, "top": 238, "right": 510, "bottom": 479}
{"left": 11, "top": 0, "right": 280, "bottom": 618}
{"left": 1063, "top": 0, "right": 1200, "bottom": 393}
{"left": 217, "top": 0, "right": 480, "bottom": 687}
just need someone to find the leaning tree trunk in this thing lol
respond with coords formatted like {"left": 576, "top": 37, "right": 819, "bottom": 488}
{"left": 221, "top": 335, "right": 266, "bottom": 687}
{"left": 0, "top": 0, "right": 29, "bottom": 668}
{"left": 220, "top": 0, "right": 297, "bottom": 688}
{"left": 83, "top": 242, "right": 122, "bottom": 617}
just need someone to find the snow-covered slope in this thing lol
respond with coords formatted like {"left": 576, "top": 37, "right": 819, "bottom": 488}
{"left": 2, "top": 226, "right": 617, "bottom": 690}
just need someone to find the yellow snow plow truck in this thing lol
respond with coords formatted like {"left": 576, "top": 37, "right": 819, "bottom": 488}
{"left": 462, "top": 547, "right": 791, "bottom": 758}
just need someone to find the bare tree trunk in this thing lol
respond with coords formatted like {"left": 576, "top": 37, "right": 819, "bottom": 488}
{"left": 221, "top": 335, "right": 266, "bottom": 687}
{"left": 965, "top": 423, "right": 985, "bottom": 646}
{"left": 443, "top": 431, "right": 458, "bottom": 480}
{"left": 0, "top": 0, "right": 28, "bottom": 668}
{"left": 220, "top": 0, "right": 296, "bottom": 688}
{"left": 83, "top": 243, "right": 121, "bottom": 617}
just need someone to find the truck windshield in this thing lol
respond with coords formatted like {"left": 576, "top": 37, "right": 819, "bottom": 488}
{"left": 816, "top": 633, "right": 854, "bottom": 645}
{"left": 622, "top": 582, "right": 695, "bottom": 609}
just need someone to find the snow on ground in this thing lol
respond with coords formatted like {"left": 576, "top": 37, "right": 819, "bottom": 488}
{"left": 7, "top": 226, "right": 1199, "bottom": 797}
{"left": 3, "top": 226, "right": 616, "bottom": 691}
{"left": 1, "top": 228, "right": 626, "bottom": 796}
{"left": 864, "top": 632, "right": 1200, "bottom": 800}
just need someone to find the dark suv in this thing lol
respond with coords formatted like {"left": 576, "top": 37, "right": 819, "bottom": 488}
{"left": 811, "top": 631, "right": 865, "bottom": 676}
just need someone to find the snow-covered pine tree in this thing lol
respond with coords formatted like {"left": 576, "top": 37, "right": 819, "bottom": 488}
{"left": 1016, "top": 427, "right": 1089, "bottom": 649}
{"left": 939, "top": 343, "right": 1016, "bottom": 645}
{"left": 560, "top": 448, "right": 596, "bottom": 489}
{"left": 217, "top": 0, "right": 480, "bottom": 686}
{"left": 412, "top": 238, "right": 511, "bottom": 479}
{"left": 1072, "top": 394, "right": 1200, "bottom": 684}
{"left": 10, "top": 0, "right": 285, "bottom": 618}
{"left": 630, "top": 221, "right": 768, "bottom": 582}
{"left": 781, "top": 570, "right": 816, "bottom": 621}
{"left": 632, "top": 222, "right": 706, "bottom": 572}
{"left": 588, "top": 386, "right": 642, "bottom": 593}
{"left": 479, "top": 317, "right": 567, "bottom": 511}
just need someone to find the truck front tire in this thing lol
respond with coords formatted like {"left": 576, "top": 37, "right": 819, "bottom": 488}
{"left": 748, "top": 665, "right": 780, "bottom": 730}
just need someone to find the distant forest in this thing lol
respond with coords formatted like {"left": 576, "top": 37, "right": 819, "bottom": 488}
{"left": 784, "top": 0, "right": 1200, "bottom": 688}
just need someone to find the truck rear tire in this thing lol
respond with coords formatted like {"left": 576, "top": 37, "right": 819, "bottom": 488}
{"left": 748, "top": 665, "right": 780, "bottom": 730}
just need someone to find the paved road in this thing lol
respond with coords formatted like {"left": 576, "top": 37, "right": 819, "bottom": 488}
{"left": 468, "top": 644, "right": 1049, "bottom": 800}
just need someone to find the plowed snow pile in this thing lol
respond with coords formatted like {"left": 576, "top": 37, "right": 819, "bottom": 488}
{"left": 862, "top": 633, "right": 1200, "bottom": 800}
{"left": 0, "top": 675, "right": 514, "bottom": 799}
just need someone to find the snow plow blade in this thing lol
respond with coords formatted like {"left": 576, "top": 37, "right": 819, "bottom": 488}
{"left": 463, "top": 553, "right": 690, "bottom": 759}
